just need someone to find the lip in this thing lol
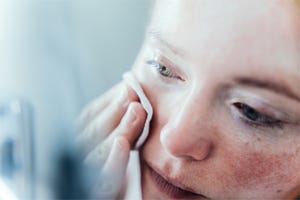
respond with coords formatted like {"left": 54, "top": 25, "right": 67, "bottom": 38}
{"left": 144, "top": 161, "right": 208, "bottom": 199}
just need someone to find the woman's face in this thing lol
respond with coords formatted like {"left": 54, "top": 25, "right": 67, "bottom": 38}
{"left": 132, "top": 0, "right": 300, "bottom": 199}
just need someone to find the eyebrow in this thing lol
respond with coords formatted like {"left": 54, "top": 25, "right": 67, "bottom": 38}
{"left": 147, "top": 30, "right": 187, "bottom": 58}
{"left": 235, "top": 77, "right": 300, "bottom": 102}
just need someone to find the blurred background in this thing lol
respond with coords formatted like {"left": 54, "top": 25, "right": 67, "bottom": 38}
{"left": 0, "top": 0, "right": 151, "bottom": 199}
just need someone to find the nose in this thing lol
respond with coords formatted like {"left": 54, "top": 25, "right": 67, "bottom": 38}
{"left": 160, "top": 96, "right": 213, "bottom": 161}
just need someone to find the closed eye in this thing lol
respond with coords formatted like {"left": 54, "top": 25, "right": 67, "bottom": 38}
{"left": 233, "top": 102, "right": 284, "bottom": 129}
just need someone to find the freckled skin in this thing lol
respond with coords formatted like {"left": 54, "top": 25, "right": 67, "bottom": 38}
{"left": 131, "top": 0, "right": 300, "bottom": 199}
{"left": 229, "top": 152, "right": 286, "bottom": 188}
{"left": 223, "top": 150, "right": 299, "bottom": 198}
{"left": 140, "top": 105, "right": 300, "bottom": 198}
{"left": 136, "top": 69, "right": 300, "bottom": 198}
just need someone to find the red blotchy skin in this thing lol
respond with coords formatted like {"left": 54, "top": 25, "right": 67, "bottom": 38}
{"left": 140, "top": 107, "right": 300, "bottom": 198}
{"left": 138, "top": 80, "right": 299, "bottom": 198}
{"left": 222, "top": 145, "right": 299, "bottom": 197}
{"left": 230, "top": 152, "right": 286, "bottom": 187}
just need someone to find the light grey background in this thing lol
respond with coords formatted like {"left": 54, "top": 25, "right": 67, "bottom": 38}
{"left": 0, "top": 0, "right": 151, "bottom": 197}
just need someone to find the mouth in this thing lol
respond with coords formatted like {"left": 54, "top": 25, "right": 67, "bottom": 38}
{"left": 144, "top": 161, "right": 209, "bottom": 199}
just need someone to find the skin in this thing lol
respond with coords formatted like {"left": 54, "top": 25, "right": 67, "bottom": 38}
{"left": 77, "top": 83, "right": 147, "bottom": 198}
{"left": 132, "top": 0, "right": 300, "bottom": 199}
{"left": 78, "top": 0, "right": 300, "bottom": 199}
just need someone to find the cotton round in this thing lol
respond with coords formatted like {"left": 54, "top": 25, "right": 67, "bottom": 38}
{"left": 123, "top": 72, "right": 153, "bottom": 149}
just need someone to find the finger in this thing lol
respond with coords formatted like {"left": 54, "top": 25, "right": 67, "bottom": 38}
{"left": 76, "top": 82, "right": 123, "bottom": 131}
{"left": 76, "top": 85, "right": 139, "bottom": 153}
{"left": 106, "top": 102, "right": 147, "bottom": 147}
{"left": 84, "top": 102, "right": 146, "bottom": 167}
{"left": 92, "top": 136, "right": 130, "bottom": 199}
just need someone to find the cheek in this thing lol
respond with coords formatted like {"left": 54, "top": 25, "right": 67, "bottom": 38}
{"left": 223, "top": 147, "right": 298, "bottom": 194}
{"left": 230, "top": 153, "right": 284, "bottom": 187}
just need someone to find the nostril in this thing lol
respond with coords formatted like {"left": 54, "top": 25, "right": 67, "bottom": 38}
{"left": 192, "top": 139, "right": 212, "bottom": 160}
{"left": 160, "top": 128, "right": 212, "bottom": 161}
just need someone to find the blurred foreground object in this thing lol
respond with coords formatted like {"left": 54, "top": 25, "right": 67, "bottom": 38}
{"left": 0, "top": 99, "right": 99, "bottom": 199}
{"left": 50, "top": 135, "right": 98, "bottom": 200}
{"left": 0, "top": 100, "right": 34, "bottom": 200}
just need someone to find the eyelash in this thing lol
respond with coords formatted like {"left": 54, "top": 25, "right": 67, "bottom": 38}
{"left": 233, "top": 102, "right": 284, "bottom": 129}
{"left": 146, "top": 60, "right": 182, "bottom": 80}
{"left": 146, "top": 59, "right": 285, "bottom": 130}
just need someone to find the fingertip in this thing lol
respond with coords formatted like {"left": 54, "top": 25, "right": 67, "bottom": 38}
{"left": 123, "top": 83, "right": 139, "bottom": 102}
{"left": 129, "top": 102, "right": 147, "bottom": 121}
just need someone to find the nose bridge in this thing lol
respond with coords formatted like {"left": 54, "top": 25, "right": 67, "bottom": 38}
{"left": 174, "top": 87, "right": 210, "bottom": 129}
{"left": 160, "top": 88, "right": 213, "bottom": 160}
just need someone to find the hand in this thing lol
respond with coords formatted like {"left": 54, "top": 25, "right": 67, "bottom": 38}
{"left": 76, "top": 82, "right": 147, "bottom": 199}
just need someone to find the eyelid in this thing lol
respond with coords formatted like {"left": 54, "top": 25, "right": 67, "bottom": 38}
{"left": 227, "top": 97, "right": 289, "bottom": 122}
{"left": 226, "top": 89, "right": 300, "bottom": 123}
{"left": 232, "top": 103, "right": 285, "bottom": 130}
{"left": 152, "top": 49, "right": 187, "bottom": 81}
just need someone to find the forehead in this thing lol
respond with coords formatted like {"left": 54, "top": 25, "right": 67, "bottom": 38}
{"left": 149, "top": 0, "right": 299, "bottom": 72}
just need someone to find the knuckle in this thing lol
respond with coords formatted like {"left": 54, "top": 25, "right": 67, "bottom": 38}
{"left": 115, "top": 136, "right": 130, "bottom": 152}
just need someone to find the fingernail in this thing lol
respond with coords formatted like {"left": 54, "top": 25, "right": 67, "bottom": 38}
{"left": 123, "top": 103, "right": 138, "bottom": 124}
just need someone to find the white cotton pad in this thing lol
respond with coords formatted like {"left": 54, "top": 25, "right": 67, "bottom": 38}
{"left": 123, "top": 72, "right": 153, "bottom": 149}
